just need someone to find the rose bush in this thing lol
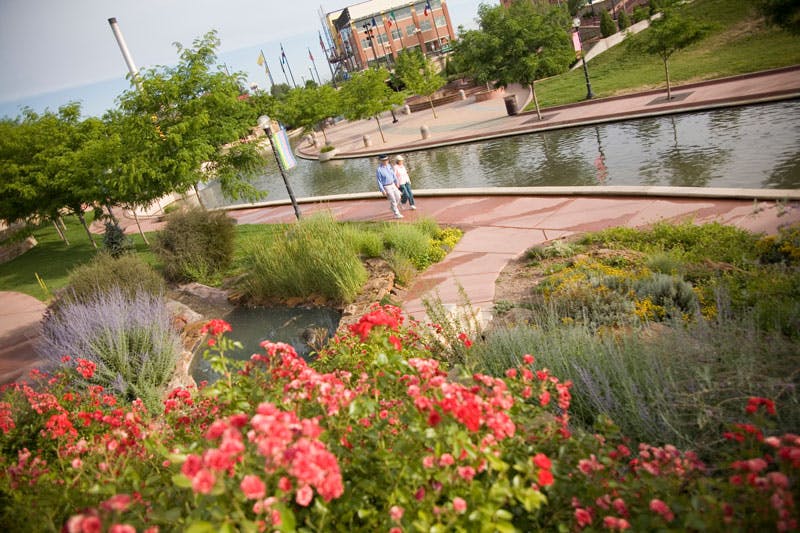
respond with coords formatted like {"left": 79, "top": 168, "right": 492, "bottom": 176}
{"left": 0, "top": 305, "right": 797, "bottom": 531}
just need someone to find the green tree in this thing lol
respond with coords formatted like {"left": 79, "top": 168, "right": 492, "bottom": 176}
{"left": 600, "top": 10, "right": 617, "bottom": 37}
{"left": 484, "top": 2, "right": 574, "bottom": 119}
{"left": 568, "top": 0, "right": 587, "bottom": 17}
{"left": 115, "top": 31, "right": 265, "bottom": 206}
{"left": 394, "top": 49, "right": 446, "bottom": 119}
{"left": 618, "top": 9, "right": 632, "bottom": 31}
{"left": 273, "top": 85, "right": 340, "bottom": 143}
{"left": 451, "top": 25, "right": 500, "bottom": 91}
{"left": 758, "top": 0, "right": 800, "bottom": 34}
{"left": 270, "top": 83, "right": 292, "bottom": 99}
{"left": 338, "top": 67, "right": 405, "bottom": 143}
{"left": 627, "top": 9, "right": 710, "bottom": 100}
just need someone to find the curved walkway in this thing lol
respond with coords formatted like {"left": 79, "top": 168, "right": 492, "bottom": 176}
{"left": 296, "top": 66, "right": 800, "bottom": 160}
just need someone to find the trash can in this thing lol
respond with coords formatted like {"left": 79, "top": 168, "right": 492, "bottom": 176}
{"left": 504, "top": 94, "right": 518, "bottom": 116}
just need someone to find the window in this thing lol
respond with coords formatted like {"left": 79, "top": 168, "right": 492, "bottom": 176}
{"left": 377, "top": 33, "right": 389, "bottom": 44}
{"left": 406, "top": 24, "right": 417, "bottom": 37}
{"left": 430, "top": 0, "right": 442, "bottom": 8}
{"left": 391, "top": 28, "right": 402, "bottom": 40}
{"left": 393, "top": 7, "right": 412, "bottom": 21}
{"left": 435, "top": 16, "right": 446, "bottom": 27}
{"left": 361, "top": 38, "right": 370, "bottom": 50}
{"left": 419, "top": 19, "right": 432, "bottom": 31}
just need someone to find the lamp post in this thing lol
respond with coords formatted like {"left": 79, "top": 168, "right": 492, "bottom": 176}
{"left": 257, "top": 115, "right": 301, "bottom": 220}
{"left": 573, "top": 17, "right": 595, "bottom": 100}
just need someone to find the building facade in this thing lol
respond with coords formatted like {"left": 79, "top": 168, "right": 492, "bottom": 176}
{"left": 324, "top": 0, "right": 456, "bottom": 74}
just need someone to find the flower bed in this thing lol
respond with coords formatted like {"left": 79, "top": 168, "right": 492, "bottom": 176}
{"left": 0, "top": 306, "right": 797, "bottom": 531}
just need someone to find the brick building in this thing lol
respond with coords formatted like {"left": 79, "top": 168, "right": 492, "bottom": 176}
{"left": 324, "top": 0, "right": 456, "bottom": 74}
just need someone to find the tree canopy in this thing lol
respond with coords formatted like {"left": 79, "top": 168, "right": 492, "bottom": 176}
{"left": 394, "top": 49, "right": 446, "bottom": 119}
{"left": 758, "top": 0, "right": 800, "bottom": 34}
{"left": 338, "top": 68, "right": 404, "bottom": 143}
{"left": 273, "top": 85, "right": 340, "bottom": 143}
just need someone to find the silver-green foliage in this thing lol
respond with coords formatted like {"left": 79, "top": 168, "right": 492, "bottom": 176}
{"left": 39, "top": 288, "right": 181, "bottom": 411}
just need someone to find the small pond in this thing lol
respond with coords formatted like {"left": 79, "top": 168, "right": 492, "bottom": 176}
{"left": 190, "top": 305, "right": 341, "bottom": 384}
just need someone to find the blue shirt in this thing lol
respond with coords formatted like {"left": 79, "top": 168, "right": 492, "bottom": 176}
{"left": 376, "top": 164, "right": 398, "bottom": 193}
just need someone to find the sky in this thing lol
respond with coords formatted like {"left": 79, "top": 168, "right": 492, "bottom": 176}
{"left": 0, "top": 0, "right": 492, "bottom": 119}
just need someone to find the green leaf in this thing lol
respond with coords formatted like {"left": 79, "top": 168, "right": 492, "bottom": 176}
{"left": 185, "top": 521, "right": 217, "bottom": 533}
{"left": 171, "top": 473, "right": 193, "bottom": 489}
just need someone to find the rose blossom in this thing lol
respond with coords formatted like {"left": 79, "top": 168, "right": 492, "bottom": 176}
{"left": 452, "top": 497, "right": 467, "bottom": 514}
{"left": 240, "top": 475, "right": 266, "bottom": 500}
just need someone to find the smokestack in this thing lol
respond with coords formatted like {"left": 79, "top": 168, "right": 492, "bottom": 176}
{"left": 107, "top": 17, "right": 142, "bottom": 89}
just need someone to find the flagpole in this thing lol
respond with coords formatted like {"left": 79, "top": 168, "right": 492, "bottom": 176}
{"left": 259, "top": 49, "right": 275, "bottom": 88}
{"left": 427, "top": 2, "right": 442, "bottom": 54}
{"left": 392, "top": 13, "right": 405, "bottom": 50}
{"left": 319, "top": 31, "right": 337, "bottom": 87}
{"left": 309, "top": 48, "right": 323, "bottom": 85}
{"left": 281, "top": 44, "right": 297, "bottom": 88}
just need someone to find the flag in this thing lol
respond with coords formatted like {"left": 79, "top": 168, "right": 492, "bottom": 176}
{"left": 272, "top": 125, "right": 297, "bottom": 170}
{"left": 390, "top": 11, "right": 397, "bottom": 25}
{"left": 257, "top": 52, "right": 265, "bottom": 66}
{"left": 371, "top": 16, "right": 377, "bottom": 27}
{"left": 319, "top": 31, "right": 326, "bottom": 51}
{"left": 308, "top": 48, "right": 314, "bottom": 62}
{"left": 280, "top": 43, "right": 287, "bottom": 64}
{"left": 424, "top": 1, "right": 431, "bottom": 16}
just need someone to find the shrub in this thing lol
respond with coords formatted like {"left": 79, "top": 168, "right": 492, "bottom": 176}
{"left": 382, "top": 222, "right": 434, "bottom": 270}
{"left": 343, "top": 225, "right": 384, "bottom": 258}
{"left": 632, "top": 5, "right": 650, "bottom": 22}
{"left": 2, "top": 310, "right": 797, "bottom": 532}
{"left": 618, "top": 8, "right": 632, "bottom": 30}
{"left": 154, "top": 207, "right": 236, "bottom": 284}
{"left": 600, "top": 10, "right": 617, "bottom": 37}
{"left": 37, "top": 288, "right": 181, "bottom": 411}
{"left": 320, "top": 144, "right": 336, "bottom": 153}
{"left": 102, "top": 220, "right": 133, "bottom": 257}
{"left": 53, "top": 253, "right": 165, "bottom": 313}
{"left": 238, "top": 212, "right": 367, "bottom": 303}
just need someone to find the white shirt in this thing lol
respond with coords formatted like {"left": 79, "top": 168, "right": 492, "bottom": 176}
{"left": 393, "top": 163, "right": 410, "bottom": 186}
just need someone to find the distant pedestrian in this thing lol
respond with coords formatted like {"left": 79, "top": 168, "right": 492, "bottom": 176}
{"left": 393, "top": 155, "right": 416, "bottom": 210}
{"left": 376, "top": 154, "right": 403, "bottom": 219}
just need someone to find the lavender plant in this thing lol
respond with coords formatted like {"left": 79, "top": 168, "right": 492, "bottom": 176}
{"left": 38, "top": 288, "right": 181, "bottom": 411}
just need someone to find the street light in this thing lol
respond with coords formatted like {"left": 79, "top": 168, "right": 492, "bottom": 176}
{"left": 572, "top": 17, "right": 595, "bottom": 100}
{"left": 257, "top": 115, "right": 301, "bottom": 220}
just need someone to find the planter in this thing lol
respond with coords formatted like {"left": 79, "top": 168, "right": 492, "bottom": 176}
{"left": 474, "top": 87, "right": 505, "bottom": 102}
{"left": 318, "top": 148, "right": 337, "bottom": 162}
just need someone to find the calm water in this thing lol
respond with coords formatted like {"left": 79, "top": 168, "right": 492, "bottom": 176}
{"left": 190, "top": 306, "right": 341, "bottom": 383}
{"left": 202, "top": 100, "right": 800, "bottom": 208}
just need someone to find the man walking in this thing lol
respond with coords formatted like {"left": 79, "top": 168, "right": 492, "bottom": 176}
{"left": 376, "top": 154, "right": 403, "bottom": 219}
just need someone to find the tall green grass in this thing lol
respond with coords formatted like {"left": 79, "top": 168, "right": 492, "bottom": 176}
{"left": 237, "top": 212, "right": 368, "bottom": 303}
{"left": 466, "top": 298, "right": 800, "bottom": 460}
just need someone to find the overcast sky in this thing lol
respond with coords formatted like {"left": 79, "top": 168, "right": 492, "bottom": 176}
{"left": 0, "top": 0, "right": 491, "bottom": 118}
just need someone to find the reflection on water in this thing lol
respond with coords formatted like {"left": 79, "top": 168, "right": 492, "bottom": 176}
{"left": 202, "top": 101, "right": 800, "bottom": 208}
{"left": 190, "top": 306, "right": 341, "bottom": 384}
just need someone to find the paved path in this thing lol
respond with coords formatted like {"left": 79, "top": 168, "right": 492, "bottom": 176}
{"left": 2, "top": 67, "right": 800, "bottom": 384}
{"left": 296, "top": 66, "right": 800, "bottom": 160}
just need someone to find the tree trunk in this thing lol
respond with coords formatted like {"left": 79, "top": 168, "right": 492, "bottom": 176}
{"left": 105, "top": 203, "right": 119, "bottom": 225}
{"left": 52, "top": 218, "right": 69, "bottom": 246}
{"left": 531, "top": 82, "right": 542, "bottom": 121}
{"left": 375, "top": 115, "right": 386, "bottom": 143}
{"left": 76, "top": 210, "right": 98, "bottom": 249}
{"left": 663, "top": 58, "right": 672, "bottom": 100}
{"left": 320, "top": 124, "right": 329, "bottom": 144}
{"left": 428, "top": 96, "right": 438, "bottom": 119}
{"left": 193, "top": 184, "right": 206, "bottom": 209}
{"left": 131, "top": 207, "right": 150, "bottom": 245}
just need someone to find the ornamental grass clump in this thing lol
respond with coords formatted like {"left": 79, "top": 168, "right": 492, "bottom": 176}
{"left": 37, "top": 288, "right": 181, "bottom": 411}
{"left": 239, "top": 212, "right": 367, "bottom": 304}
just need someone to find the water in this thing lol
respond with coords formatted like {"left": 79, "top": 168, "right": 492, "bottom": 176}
{"left": 190, "top": 306, "right": 341, "bottom": 384}
{"left": 201, "top": 101, "right": 800, "bottom": 208}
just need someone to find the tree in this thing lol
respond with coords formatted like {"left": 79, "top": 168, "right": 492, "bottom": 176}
{"left": 627, "top": 9, "right": 709, "bottom": 100}
{"left": 451, "top": 25, "right": 501, "bottom": 90}
{"left": 618, "top": 9, "right": 632, "bottom": 31}
{"left": 480, "top": 2, "right": 574, "bottom": 120}
{"left": 115, "top": 31, "right": 265, "bottom": 206}
{"left": 338, "top": 68, "right": 405, "bottom": 143}
{"left": 273, "top": 85, "right": 340, "bottom": 143}
{"left": 600, "top": 10, "right": 617, "bottom": 37}
{"left": 394, "top": 49, "right": 446, "bottom": 119}
{"left": 568, "top": 0, "right": 587, "bottom": 17}
{"left": 270, "top": 83, "right": 292, "bottom": 100}
{"left": 758, "top": 0, "right": 800, "bottom": 34}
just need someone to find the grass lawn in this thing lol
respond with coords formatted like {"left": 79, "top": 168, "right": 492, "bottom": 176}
{"left": 529, "top": 0, "right": 800, "bottom": 109}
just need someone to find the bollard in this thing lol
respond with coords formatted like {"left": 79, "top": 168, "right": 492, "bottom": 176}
{"left": 459, "top": 89, "right": 466, "bottom": 100}
{"left": 363, "top": 135, "right": 372, "bottom": 148}
{"left": 403, "top": 104, "right": 411, "bottom": 115}
{"left": 420, "top": 125, "right": 430, "bottom": 140}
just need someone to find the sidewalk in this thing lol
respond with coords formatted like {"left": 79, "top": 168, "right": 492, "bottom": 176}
{"left": 296, "top": 66, "right": 800, "bottom": 160}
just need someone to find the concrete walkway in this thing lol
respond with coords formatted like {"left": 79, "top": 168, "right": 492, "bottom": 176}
{"left": 2, "top": 67, "right": 800, "bottom": 384}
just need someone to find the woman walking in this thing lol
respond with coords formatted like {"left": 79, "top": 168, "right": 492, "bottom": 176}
{"left": 393, "top": 155, "right": 416, "bottom": 210}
